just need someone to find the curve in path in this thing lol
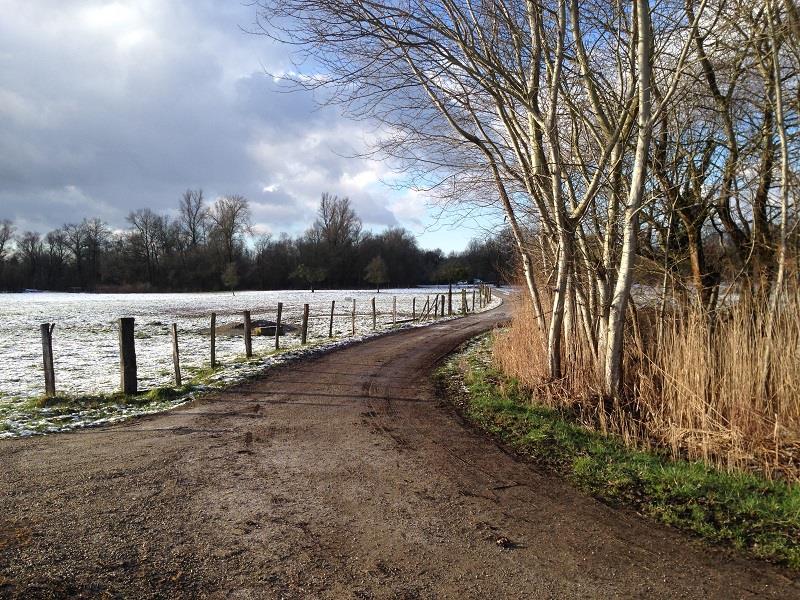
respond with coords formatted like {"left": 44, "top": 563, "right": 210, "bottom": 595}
{"left": 1, "top": 303, "right": 798, "bottom": 599}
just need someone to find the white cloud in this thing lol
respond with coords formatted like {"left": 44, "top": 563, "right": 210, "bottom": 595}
{"left": 340, "top": 169, "right": 380, "bottom": 189}
{"left": 389, "top": 189, "right": 428, "bottom": 227}
{"left": 0, "top": 0, "right": 471, "bottom": 250}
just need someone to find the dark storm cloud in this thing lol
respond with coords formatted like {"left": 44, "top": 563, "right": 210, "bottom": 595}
{"left": 0, "top": 0, "right": 403, "bottom": 237}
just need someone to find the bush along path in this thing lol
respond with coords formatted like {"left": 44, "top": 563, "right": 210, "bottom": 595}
{"left": 437, "top": 333, "right": 800, "bottom": 568}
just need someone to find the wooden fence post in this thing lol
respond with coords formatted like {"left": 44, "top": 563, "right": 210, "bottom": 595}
{"left": 301, "top": 303, "right": 309, "bottom": 345}
{"left": 351, "top": 299, "right": 356, "bottom": 335}
{"left": 462, "top": 288, "right": 467, "bottom": 315}
{"left": 210, "top": 312, "right": 217, "bottom": 367}
{"left": 329, "top": 300, "right": 335, "bottom": 337}
{"left": 412, "top": 297, "right": 416, "bottom": 320}
{"left": 448, "top": 283, "right": 453, "bottom": 315}
{"left": 243, "top": 310, "right": 253, "bottom": 358}
{"left": 433, "top": 295, "right": 438, "bottom": 318}
{"left": 40, "top": 323, "right": 56, "bottom": 398}
{"left": 372, "top": 297, "right": 377, "bottom": 330}
{"left": 171, "top": 323, "right": 182, "bottom": 386}
{"left": 275, "top": 302, "right": 283, "bottom": 350}
{"left": 472, "top": 288, "right": 476, "bottom": 311}
{"left": 119, "top": 317, "right": 137, "bottom": 395}
{"left": 441, "top": 294, "right": 446, "bottom": 317}
{"left": 392, "top": 296, "right": 397, "bottom": 325}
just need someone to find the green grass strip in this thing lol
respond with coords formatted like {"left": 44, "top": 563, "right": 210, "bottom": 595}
{"left": 437, "top": 334, "right": 800, "bottom": 568}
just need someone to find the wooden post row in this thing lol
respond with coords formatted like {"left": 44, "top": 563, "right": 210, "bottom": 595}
{"left": 40, "top": 323, "right": 56, "bottom": 398}
{"left": 171, "top": 323, "right": 181, "bottom": 386}
{"left": 119, "top": 317, "right": 137, "bottom": 395}
{"left": 275, "top": 302, "right": 283, "bottom": 350}
{"left": 448, "top": 283, "right": 453, "bottom": 316}
{"left": 243, "top": 310, "right": 252, "bottom": 358}
{"left": 210, "top": 312, "right": 217, "bottom": 367}
{"left": 329, "top": 300, "right": 335, "bottom": 338}
{"left": 301, "top": 303, "right": 309, "bottom": 345}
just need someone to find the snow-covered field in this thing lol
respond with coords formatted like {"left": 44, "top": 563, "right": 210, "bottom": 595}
{"left": 0, "top": 286, "right": 499, "bottom": 437}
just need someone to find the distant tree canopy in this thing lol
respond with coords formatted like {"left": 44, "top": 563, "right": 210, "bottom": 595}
{"left": 291, "top": 263, "right": 327, "bottom": 292}
{"left": 433, "top": 259, "right": 469, "bottom": 285}
{"left": 364, "top": 255, "right": 389, "bottom": 291}
{"left": 222, "top": 262, "right": 239, "bottom": 294}
{"left": 0, "top": 192, "right": 513, "bottom": 292}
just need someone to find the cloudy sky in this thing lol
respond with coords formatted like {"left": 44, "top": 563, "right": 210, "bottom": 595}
{"left": 0, "top": 0, "right": 498, "bottom": 252}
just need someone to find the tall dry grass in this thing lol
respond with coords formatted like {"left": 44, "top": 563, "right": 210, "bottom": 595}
{"left": 493, "top": 288, "right": 800, "bottom": 479}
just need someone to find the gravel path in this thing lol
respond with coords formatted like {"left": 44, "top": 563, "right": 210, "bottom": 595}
{"left": 1, "top": 303, "right": 798, "bottom": 599}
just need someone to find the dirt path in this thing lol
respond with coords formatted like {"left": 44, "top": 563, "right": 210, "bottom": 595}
{"left": 1, "top": 304, "right": 798, "bottom": 599}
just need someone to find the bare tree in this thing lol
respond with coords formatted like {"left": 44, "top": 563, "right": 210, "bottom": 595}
{"left": 127, "top": 209, "right": 167, "bottom": 286}
{"left": 255, "top": 0, "right": 706, "bottom": 396}
{"left": 63, "top": 221, "right": 89, "bottom": 288}
{"left": 0, "top": 219, "right": 14, "bottom": 287}
{"left": 0, "top": 219, "right": 15, "bottom": 265}
{"left": 83, "top": 218, "right": 109, "bottom": 289}
{"left": 45, "top": 228, "right": 68, "bottom": 286}
{"left": 17, "top": 231, "right": 43, "bottom": 282}
{"left": 179, "top": 189, "right": 208, "bottom": 248}
{"left": 208, "top": 195, "right": 251, "bottom": 265}
{"left": 313, "top": 193, "right": 361, "bottom": 247}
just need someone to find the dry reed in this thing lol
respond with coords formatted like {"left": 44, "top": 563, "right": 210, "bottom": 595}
{"left": 493, "top": 287, "right": 800, "bottom": 479}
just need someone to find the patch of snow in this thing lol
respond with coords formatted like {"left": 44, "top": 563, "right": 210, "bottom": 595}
{"left": 0, "top": 287, "right": 502, "bottom": 437}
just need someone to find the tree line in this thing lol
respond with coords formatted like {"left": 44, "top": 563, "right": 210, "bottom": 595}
{"left": 0, "top": 192, "right": 512, "bottom": 292}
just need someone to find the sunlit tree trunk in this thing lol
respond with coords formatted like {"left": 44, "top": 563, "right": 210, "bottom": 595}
{"left": 604, "top": 0, "right": 653, "bottom": 398}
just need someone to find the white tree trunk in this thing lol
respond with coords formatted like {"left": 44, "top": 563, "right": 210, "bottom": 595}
{"left": 597, "top": 145, "right": 623, "bottom": 365}
{"left": 548, "top": 234, "right": 571, "bottom": 379}
{"left": 521, "top": 248, "right": 548, "bottom": 333}
{"left": 768, "top": 0, "right": 790, "bottom": 315}
{"left": 604, "top": 0, "right": 653, "bottom": 398}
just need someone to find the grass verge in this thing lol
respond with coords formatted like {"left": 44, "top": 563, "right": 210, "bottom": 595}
{"left": 436, "top": 333, "right": 800, "bottom": 568}
{"left": 27, "top": 384, "right": 195, "bottom": 410}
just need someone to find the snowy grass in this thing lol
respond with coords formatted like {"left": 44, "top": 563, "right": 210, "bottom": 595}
{"left": 0, "top": 286, "right": 501, "bottom": 437}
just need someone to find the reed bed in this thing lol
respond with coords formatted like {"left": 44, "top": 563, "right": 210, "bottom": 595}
{"left": 493, "top": 288, "right": 800, "bottom": 480}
